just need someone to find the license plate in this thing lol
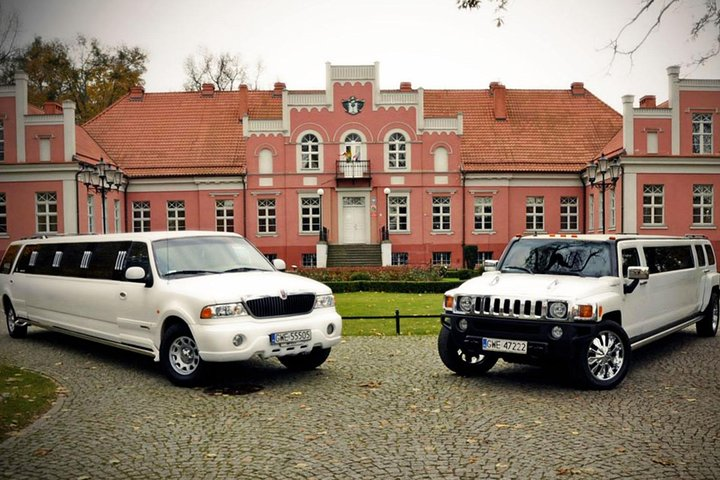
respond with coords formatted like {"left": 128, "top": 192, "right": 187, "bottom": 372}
{"left": 482, "top": 337, "right": 527, "bottom": 354}
{"left": 270, "top": 329, "right": 311, "bottom": 345}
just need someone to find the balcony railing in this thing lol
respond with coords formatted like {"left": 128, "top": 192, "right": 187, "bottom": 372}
{"left": 336, "top": 159, "right": 370, "bottom": 180}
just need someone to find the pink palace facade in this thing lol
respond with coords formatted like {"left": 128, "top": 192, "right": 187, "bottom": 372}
{"left": 0, "top": 63, "right": 718, "bottom": 268}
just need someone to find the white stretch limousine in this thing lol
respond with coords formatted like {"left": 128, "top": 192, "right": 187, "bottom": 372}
{"left": 440, "top": 234, "right": 719, "bottom": 389}
{"left": 0, "top": 231, "right": 342, "bottom": 386}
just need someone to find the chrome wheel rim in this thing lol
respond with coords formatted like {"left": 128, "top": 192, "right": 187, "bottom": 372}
{"left": 586, "top": 330, "right": 625, "bottom": 382}
{"left": 6, "top": 308, "right": 16, "bottom": 333}
{"left": 713, "top": 297, "right": 719, "bottom": 331}
{"left": 169, "top": 335, "right": 200, "bottom": 375}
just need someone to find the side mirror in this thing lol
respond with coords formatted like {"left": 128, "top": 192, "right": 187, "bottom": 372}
{"left": 627, "top": 266, "right": 649, "bottom": 280}
{"left": 273, "top": 259, "right": 287, "bottom": 271}
{"left": 484, "top": 260, "right": 498, "bottom": 272}
{"left": 125, "top": 266, "right": 146, "bottom": 280}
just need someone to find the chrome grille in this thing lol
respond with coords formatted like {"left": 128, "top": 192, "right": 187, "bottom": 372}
{"left": 244, "top": 294, "right": 315, "bottom": 318}
{"left": 473, "top": 296, "right": 544, "bottom": 320}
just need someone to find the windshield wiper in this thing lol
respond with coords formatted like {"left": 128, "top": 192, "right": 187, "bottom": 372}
{"left": 221, "top": 267, "right": 265, "bottom": 273}
{"left": 164, "top": 269, "right": 218, "bottom": 277}
{"left": 501, "top": 265, "right": 533, "bottom": 274}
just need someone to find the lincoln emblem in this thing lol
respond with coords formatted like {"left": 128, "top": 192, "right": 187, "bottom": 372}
{"left": 279, "top": 289, "right": 288, "bottom": 300}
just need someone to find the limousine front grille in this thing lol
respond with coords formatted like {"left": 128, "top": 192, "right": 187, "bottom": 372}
{"left": 245, "top": 294, "right": 316, "bottom": 318}
{"left": 473, "top": 296, "right": 545, "bottom": 320}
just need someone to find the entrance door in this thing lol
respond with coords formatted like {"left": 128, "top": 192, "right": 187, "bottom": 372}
{"left": 340, "top": 195, "right": 369, "bottom": 244}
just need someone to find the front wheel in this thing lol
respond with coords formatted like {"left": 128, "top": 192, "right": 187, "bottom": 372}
{"left": 696, "top": 290, "right": 719, "bottom": 337}
{"left": 437, "top": 326, "right": 498, "bottom": 376}
{"left": 574, "top": 321, "right": 630, "bottom": 390}
{"left": 278, "top": 347, "right": 331, "bottom": 371}
{"left": 5, "top": 301, "right": 27, "bottom": 339}
{"left": 160, "top": 323, "right": 205, "bottom": 387}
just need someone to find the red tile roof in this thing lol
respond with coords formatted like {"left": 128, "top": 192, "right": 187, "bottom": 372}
{"left": 424, "top": 88, "right": 622, "bottom": 173}
{"left": 75, "top": 126, "right": 113, "bottom": 164}
{"left": 84, "top": 90, "right": 248, "bottom": 177}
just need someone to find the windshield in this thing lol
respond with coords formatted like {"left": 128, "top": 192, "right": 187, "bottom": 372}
{"left": 152, "top": 236, "right": 275, "bottom": 278}
{"left": 499, "top": 239, "right": 613, "bottom": 278}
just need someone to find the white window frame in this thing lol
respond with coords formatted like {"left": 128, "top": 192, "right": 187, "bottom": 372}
{"left": 388, "top": 193, "right": 410, "bottom": 233}
{"left": 87, "top": 195, "right": 95, "bottom": 233}
{"left": 609, "top": 190, "right": 616, "bottom": 230}
{"left": 167, "top": 200, "right": 186, "bottom": 231}
{"left": 391, "top": 252, "right": 408, "bottom": 266}
{"left": 302, "top": 253, "right": 317, "bottom": 268}
{"left": 36, "top": 192, "right": 58, "bottom": 234}
{"left": 385, "top": 130, "right": 409, "bottom": 171}
{"left": 525, "top": 196, "right": 544, "bottom": 232}
{"left": 114, "top": 200, "right": 121, "bottom": 233}
{"left": 560, "top": 196, "right": 578, "bottom": 232}
{"left": 215, "top": 199, "right": 234, "bottom": 232}
{"left": 299, "top": 194, "right": 321, "bottom": 234}
{"left": 588, "top": 195, "right": 594, "bottom": 231}
{"left": 643, "top": 185, "right": 665, "bottom": 226}
{"left": 0, "top": 119, "right": 4, "bottom": 161}
{"left": 132, "top": 201, "right": 150, "bottom": 232}
{"left": 432, "top": 196, "right": 451, "bottom": 232}
{"left": 0, "top": 192, "right": 7, "bottom": 234}
{"left": 692, "top": 113, "right": 713, "bottom": 154}
{"left": 257, "top": 198, "right": 277, "bottom": 234}
{"left": 297, "top": 132, "right": 322, "bottom": 171}
{"left": 432, "top": 252, "right": 451, "bottom": 266}
{"left": 474, "top": 197, "right": 493, "bottom": 232}
{"left": 693, "top": 184, "right": 714, "bottom": 226}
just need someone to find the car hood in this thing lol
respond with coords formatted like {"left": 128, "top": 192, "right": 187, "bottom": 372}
{"left": 162, "top": 271, "right": 332, "bottom": 303}
{"left": 449, "top": 271, "right": 621, "bottom": 302}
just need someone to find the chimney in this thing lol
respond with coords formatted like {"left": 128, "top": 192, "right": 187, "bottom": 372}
{"left": 201, "top": 83, "right": 215, "bottom": 96}
{"left": 238, "top": 84, "right": 249, "bottom": 118}
{"left": 490, "top": 82, "right": 507, "bottom": 120}
{"left": 62, "top": 100, "right": 76, "bottom": 163}
{"left": 129, "top": 85, "right": 145, "bottom": 100}
{"left": 43, "top": 102, "right": 63, "bottom": 114}
{"left": 571, "top": 82, "right": 585, "bottom": 96}
{"left": 400, "top": 81, "right": 412, "bottom": 92}
{"left": 273, "top": 82, "right": 286, "bottom": 97}
{"left": 639, "top": 95, "right": 656, "bottom": 108}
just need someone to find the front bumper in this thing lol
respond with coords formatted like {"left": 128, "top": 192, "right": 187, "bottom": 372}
{"left": 442, "top": 312, "right": 599, "bottom": 362}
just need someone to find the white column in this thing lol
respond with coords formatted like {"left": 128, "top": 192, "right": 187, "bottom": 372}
{"left": 62, "top": 178, "right": 79, "bottom": 234}
{"left": 622, "top": 95, "right": 635, "bottom": 156}
{"left": 667, "top": 65, "right": 680, "bottom": 155}
{"left": 381, "top": 241, "right": 392, "bottom": 266}
{"left": 622, "top": 172, "right": 638, "bottom": 234}
{"left": 14, "top": 72, "right": 27, "bottom": 163}
{"left": 316, "top": 242, "right": 328, "bottom": 268}
{"left": 62, "top": 100, "right": 76, "bottom": 162}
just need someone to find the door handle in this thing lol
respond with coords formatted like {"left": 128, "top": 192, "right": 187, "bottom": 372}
{"left": 119, "top": 292, "right": 127, "bottom": 300}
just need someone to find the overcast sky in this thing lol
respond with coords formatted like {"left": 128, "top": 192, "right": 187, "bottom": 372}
{"left": 6, "top": 0, "right": 720, "bottom": 112}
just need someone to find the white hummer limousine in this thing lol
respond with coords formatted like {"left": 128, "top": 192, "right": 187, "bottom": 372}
{"left": 440, "top": 234, "right": 719, "bottom": 389}
{"left": 1, "top": 231, "right": 342, "bottom": 386}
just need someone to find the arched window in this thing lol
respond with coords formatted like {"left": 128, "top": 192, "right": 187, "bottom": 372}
{"left": 343, "top": 133, "right": 363, "bottom": 160}
{"left": 300, "top": 133, "right": 320, "bottom": 170}
{"left": 258, "top": 149, "right": 273, "bottom": 174}
{"left": 388, "top": 132, "right": 407, "bottom": 169}
{"left": 434, "top": 147, "right": 448, "bottom": 172}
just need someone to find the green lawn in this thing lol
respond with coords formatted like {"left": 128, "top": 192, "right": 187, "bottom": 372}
{"left": 0, "top": 364, "right": 57, "bottom": 441}
{"left": 334, "top": 291, "right": 444, "bottom": 336}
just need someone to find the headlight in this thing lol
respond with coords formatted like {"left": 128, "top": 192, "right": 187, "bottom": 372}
{"left": 547, "top": 301, "right": 568, "bottom": 319}
{"left": 458, "top": 296, "right": 474, "bottom": 313}
{"left": 200, "top": 302, "right": 247, "bottom": 319}
{"left": 314, "top": 294, "right": 335, "bottom": 309}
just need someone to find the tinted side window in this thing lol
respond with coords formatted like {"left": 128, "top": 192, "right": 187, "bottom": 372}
{"left": 86, "top": 241, "right": 133, "bottom": 280}
{"left": 29, "top": 244, "right": 60, "bottom": 276}
{"left": 1, "top": 244, "right": 21, "bottom": 274}
{"left": 621, "top": 248, "right": 641, "bottom": 278}
{"left": 124, "top": 242, "right": 151, "bottom": 283}
{"left": 705, "top": 245, "right": 716, "bottom": 266}
{"left": 644, "top": 245, "right": 694, "bottom": 274}
{"left": 695, "top": 245, "right": 706, "bottom": 267}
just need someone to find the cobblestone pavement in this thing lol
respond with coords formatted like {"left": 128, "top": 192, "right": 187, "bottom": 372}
{"left": 1, "top": 323, "right": 719, "bottom": 479}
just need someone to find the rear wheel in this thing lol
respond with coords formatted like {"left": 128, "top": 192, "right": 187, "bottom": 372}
{"left": 161, "top": 323, "right": 205, "bottom": 387}
{"left": 278, "top": 347, "right": 331, "bottom": 371}
{"left": 5, "top": 301, "right": 27, "bottom": 339}
{"left": 574, "top": 321, "right": 630, "bottom": 390}
{"left": 437, "top": 326, "right": 498, "bottom": 376}
{"left": 696, "top": 290, "right": 719, "bottom": 337}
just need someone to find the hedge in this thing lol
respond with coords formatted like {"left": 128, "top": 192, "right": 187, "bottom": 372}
{"left": 323, "top": 280, "right": 463, "bottom": 294}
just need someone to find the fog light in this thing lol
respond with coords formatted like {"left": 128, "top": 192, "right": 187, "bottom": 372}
{"left": 327, "top": 323, "right": 335, "bottom": 335}
{"left": 457, "top": 318, "right": 468, "bottom": 332}
{"left": 232, "top": 334, "right": 245, "bottom": 347}
{"left": 551, "top": 326, "right": 563, "bottom": 340}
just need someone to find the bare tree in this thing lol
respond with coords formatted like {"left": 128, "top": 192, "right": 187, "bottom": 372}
{"left": 458, "top": 0, "right": 720, "bottom": 67}
{"left": 183, "top": 47, "right": 263, "bottom": 91}
{"left": 0, "top": 2, "right": 20, "bottom": 74}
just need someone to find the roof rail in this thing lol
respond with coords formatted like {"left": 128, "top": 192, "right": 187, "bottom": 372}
{"left": 684, "top": 234, "right": 708, "bottom": 239}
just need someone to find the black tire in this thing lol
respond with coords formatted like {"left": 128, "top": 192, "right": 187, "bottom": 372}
{"left": 574, "top": 321, "right": 630, "bottom": 390}
{"left": 5, "top": 301, "right": 27, "bottom": 339}
{"left": 278, "top": 347, "right": 331, "bottom": 371}
{"left": 437, "top": 326, "right": 498, "bottom": 376}
{"left": 160, "top": 323, "right": 205, "bottom": 387}
{"left": 696, "top": 290, "right": 719, "bottom": 337}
